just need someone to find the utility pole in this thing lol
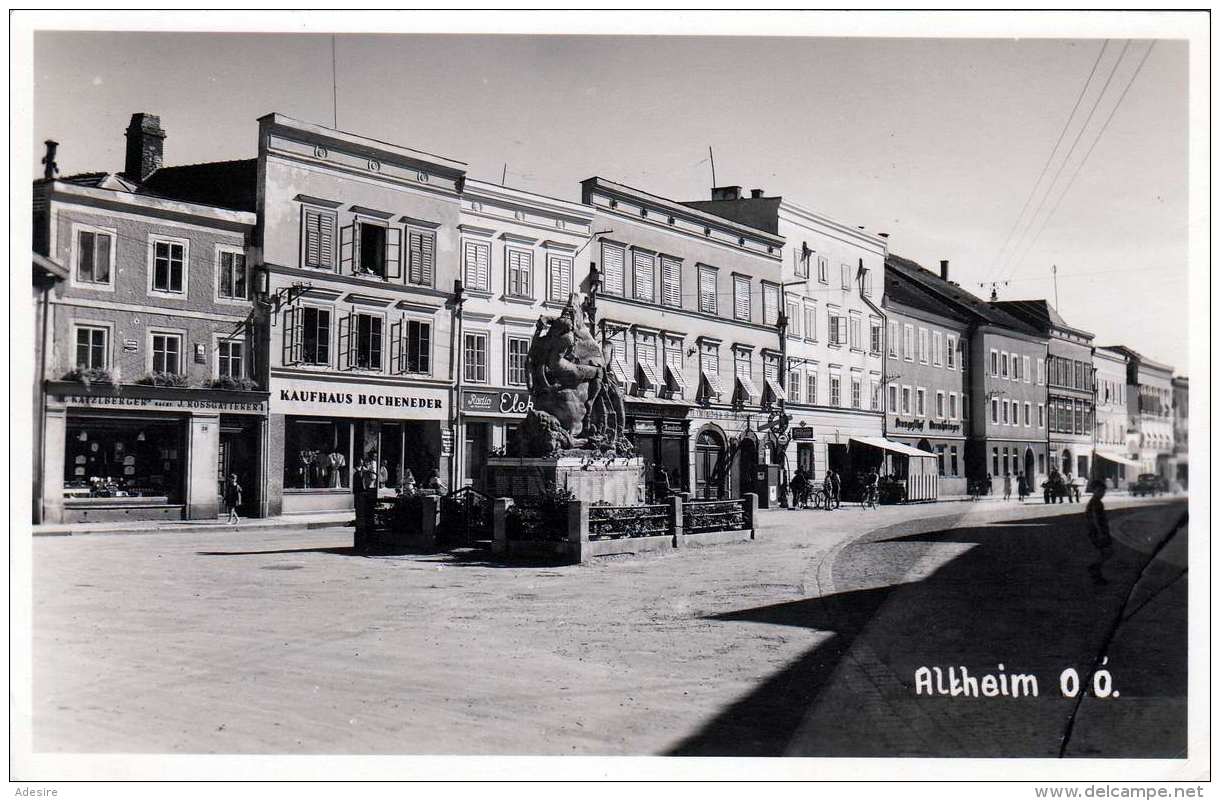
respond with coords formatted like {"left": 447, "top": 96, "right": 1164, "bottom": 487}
{"left": 1052, "top": 264, "right": 1059, "bottom": 309}
{"left": 708, "top": 146, "right": 716, "bottom": 189}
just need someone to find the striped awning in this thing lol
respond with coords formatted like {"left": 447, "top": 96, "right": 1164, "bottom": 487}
{"left": 735, "top": 375, "right": 761, "bottom": 403}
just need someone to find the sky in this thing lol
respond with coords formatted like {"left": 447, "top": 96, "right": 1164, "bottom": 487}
{"left": 31, "top": 30, "right": 1191, "bottom": 371}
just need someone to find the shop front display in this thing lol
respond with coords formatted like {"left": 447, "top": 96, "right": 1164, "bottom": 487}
{"left": 458, "top": 386, "right": 534, "bottom": 490}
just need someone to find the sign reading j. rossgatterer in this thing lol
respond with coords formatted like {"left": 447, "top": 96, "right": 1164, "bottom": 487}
{"left": 270, "top": 377, "right": 447, "bottom": 420}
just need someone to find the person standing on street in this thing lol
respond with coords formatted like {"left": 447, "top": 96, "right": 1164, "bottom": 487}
{"left": 829, "top": 469, "right": 841, "bottom": 509}
{"left": 1003, "top": 472, "right": 1012, "bottom": 501}
{"left": 1084, "top": 480, "right": 1115, "bottom": 585}
{"left": 223, "top": 473, "right": 242, "bottom": 524}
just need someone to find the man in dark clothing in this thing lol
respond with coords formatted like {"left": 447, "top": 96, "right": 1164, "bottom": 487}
{"left": 1085, "top": 480, "right": 1115, "bottom": 585}
{"left": 829, "top": 469, "right": 841, "bottom": 508}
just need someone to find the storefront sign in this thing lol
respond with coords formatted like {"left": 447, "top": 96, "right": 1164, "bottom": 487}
{"left": 790, "top": 426, "right": 815, "bottom": 440}
{"left": 893, "top": 417, "right": 925, "bottom": 432}
{"left": 632, "top": 419, "right": 659, "bottom": 434}
{"left": 270, "top": 377, "right": 447, "bottom": 421}
{"left": 441, "top": 428, "right": 454, "bottom": 457}
{"left": 928, "top": 420, "right": 961, "bottom": 433}
{"left": 461, "top": 388, "right": 534, "bottom": 416}
{"left": 661, "top": 421, "right": 687, "bottom": 437}
{"left": 47, "top": 382, "right": 267, "bottom": 415}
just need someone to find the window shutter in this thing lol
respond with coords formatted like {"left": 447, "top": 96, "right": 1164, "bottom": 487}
{"left": 281, "top": 306, "right": 298, "bottom": 366}
{"left": 601, "top": 243, "right": 624, "bottom": 295}
{"left": 839, "top": 317, "right": 848, "bottom": 345}
{"left": 421, "top": 232, "right": 435, "bottom": 286}
{"left": 550, "top": 256, "right": 572, "bottom": 301}
{"left": 384, "top": 226, "right": 402, "bottom": 280}
{"left": 763, "top": 284, "right": 779, "bottom": 326}
{"left": 464, "top": 241, "right": 489, "bottom": 290}
{"left": 632, "top": 250, "right": 655, "bottom": 301}
{"left": 303, "top": 209, "right": 321, "bottom": 267}
{"left": 339, "top": 223, "right": 355, "bottom": 274}
{"left": 661, "top": 257, "right": 680, "bottom": 307}
{"left": 390, "top": 317, "right": 403, "bottom": 374}
{"left": 734, "top": 276, "right": 750, "bottom": 320}
{"left": 408, "top": 231, "right": 422, "bottom": 285}
{"left": 338, "top": 313, "right": 353, "bottom": 370}
{"left": 699, "top": 268, "right": 716, "bottom": 313}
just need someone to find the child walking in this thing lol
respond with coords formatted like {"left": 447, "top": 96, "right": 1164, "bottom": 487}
{"left": 224, "top": 473, "right": 243, "bottom": 524}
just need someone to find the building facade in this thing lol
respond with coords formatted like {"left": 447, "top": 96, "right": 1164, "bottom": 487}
{"left": 886, "top": 256, "right": 1050, "bottom": 492}
{"left": 254, "top": 113, "right": 468, "bottom": 515}
{"left": 682, "top": 188, "right": 888, "bottom": 489}
{"left": 453, "top": 179, "right": 594, "bottom": 489}
{"left": 882, "top": 259, "right": 972, "bottom": 495}
{"left": 993, "top": 301, "right": 1096, "bottom": 482}
{"left": 1092, "top": 346, "right": 1136, "bottom": 486}
{"left": 1107, "top": 347, "right": 1176, "bottom": 481}
{"left": 1171, "top": 375, "right": 1188, "bottom": 488}
{"left": 33, "top": 114, "right": 264, "bottom": 524}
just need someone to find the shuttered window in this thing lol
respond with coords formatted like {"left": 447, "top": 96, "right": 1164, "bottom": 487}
{"left": 407, "top": 229, "right": 436, "bottom": 287}
{"left": 699, "top": 266, "right": 718, "bottom": 314}
{"left": 507, "top": 248, "right": 532, "bottom": 298}
{"left": 303, "top": 208, "right": 337, "bottom": 270}
{"left": 660, "top": 256, "right": 681, "bottom": 308}
{"left": 762, "top": 283, "right": 779, "bottom": 327}
{"left": 733, "top": 275, "right": 750, "bottom": 321}
{"left": 463, "top": 240, "right": 490, "bottom": 291}
{"left": 632, "top": 249, "right": 655, "bottom": 302}
{"left": 805, "top": 304, "right": 818, "bottom": 342}
{"left": 786, "top": 300, "right": 801, "bottom": 338}
{"left": 601, "top": 242, "right": 625, "bottom": 296}
{"left": 548, "top": 254, "right": 572, "bottom": 302}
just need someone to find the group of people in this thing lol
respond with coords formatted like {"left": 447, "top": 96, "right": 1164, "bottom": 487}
{"left": 787, "top": 467, "right": 881, "bottom": 509}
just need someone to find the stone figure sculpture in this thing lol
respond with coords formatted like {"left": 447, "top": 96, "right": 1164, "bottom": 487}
{"left": 510, "top": 292, "right": 633, "bottom": 458}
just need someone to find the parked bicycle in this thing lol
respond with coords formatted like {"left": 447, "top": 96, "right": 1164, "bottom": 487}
{"left": 860, "top": 484, "right": 879, "bottom": 510}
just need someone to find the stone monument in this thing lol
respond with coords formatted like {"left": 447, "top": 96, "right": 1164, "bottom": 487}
{"left": 485, "top": 292, "right": 643, "bottom": 505}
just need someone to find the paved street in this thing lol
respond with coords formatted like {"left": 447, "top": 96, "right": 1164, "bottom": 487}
{"left": 31, "top": 496, "right": 1186, "bottom": 757}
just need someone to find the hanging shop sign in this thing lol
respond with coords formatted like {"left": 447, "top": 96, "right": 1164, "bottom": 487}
{"left": 270, "top": 376, "right": 447, "bottom": 421}
{"left": 461, "top": 387, "right": 534, "bottom": 417}
{"left": 790, "top": 426, "right": 815, "bottom": 441}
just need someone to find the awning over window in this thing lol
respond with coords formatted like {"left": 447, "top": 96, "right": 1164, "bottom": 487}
{"left": 666, "top": 363, "right": 687, "bottom": 391}
{"left": 1095, "top": 451, "right": 1141, "bottom": 469}
{"left": 849, "top": 436, "right": 937, "bottom": 460}
{"left": 701, "top": 368, "right": 725, "bottom": 398}
{"left": 608, "top": 357, "right": 631, "bottom": 386}
{"left": 637, "top": 360, "right": 663, "bottom": 390}
{"left": 735, "top": 375, "right": 761, "bottom": 403}
{"left": 764, "top": 377, "right": 787, "bottom": 403}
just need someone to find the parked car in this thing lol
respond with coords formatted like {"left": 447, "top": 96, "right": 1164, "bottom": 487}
{"left": 1132, "top": 473, "right": 1167, "bottom": 497}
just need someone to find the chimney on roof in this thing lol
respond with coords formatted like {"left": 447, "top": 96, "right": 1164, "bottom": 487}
{"left": 940, "top": 260, "right": 949, "bottom": 281}
{"left": 711, "top": 185, "right": 742, "bottom": 201}
{"left": 41, "top": 140, "right": 59, "bottom": 180}
{"left": 750, "top": 188, "right": 764, "bottom": 199}
{"left": 878, "top": 232, "right": 890, "bottom": 239}
{"left": 124, "top": 113, "right": 166, "bottom": 181}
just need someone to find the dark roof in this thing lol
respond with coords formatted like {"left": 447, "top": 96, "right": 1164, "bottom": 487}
{"left": 141, "top": 159, "right": 257, "bottom": 213}
{"left": 681, "top": 197, "right": 783, "bottom": 235}
{"left": 886, "top": 253, "right": 1041, "bottom": 336}
{"left": 1101, "top": 345, "right": 1174, "bottom": 375}
{"left": 990, "top": 299, "right": 1094, "bottom": 339}
{"left": 884, "top": 266, "right": 973, "bottom": 325}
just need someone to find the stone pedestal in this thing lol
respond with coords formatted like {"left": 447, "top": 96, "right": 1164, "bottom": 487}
{"left": 485, "top": 456, "right": 644, "bottom": 506}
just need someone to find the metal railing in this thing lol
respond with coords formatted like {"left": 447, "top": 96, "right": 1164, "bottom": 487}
{"left": 588, "top": 503, "right": 670, "bottom": 540}
{"left": 682, "top": 498, "right": 749, "bottom": 534}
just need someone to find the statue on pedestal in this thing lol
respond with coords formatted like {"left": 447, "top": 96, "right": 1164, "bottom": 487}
{"left": 510, "top": 292, "right": 632, "bottom": 458}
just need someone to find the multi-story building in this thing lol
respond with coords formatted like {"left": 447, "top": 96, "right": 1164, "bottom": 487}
{"left": 886, "top": 256, "right": 1050, "bottom": 491}
{"left": 681, "top": 187, "right": 889, "bottom": 488}
{"left": 1171, "top": 375, "right": 1188, "bottom": 488}
{"left": 882, "top": 258, "right": 972, "bottom": 495}
{"left": 578, "top": 178, "right": 792, "bottom": 502}
{"left": 993, "top": 300, "right": 1096, "bottom": 481}
{"left": 253, "top": 113, "right": 468, "bottom": 515}
{"left": 33, "top": 114, "right": 264, "bottom": 524}
{"left": 33, "top": 251, "right": 69, "bottom": 524}
{"left": 453, "top": 178, "right": 594, "bottom": 490}
{"left": 1092, "top": 345, "right": 1136, "bottom": 487}
{"left": 1106, "top": 346, "right": 1176, "bottom": 481}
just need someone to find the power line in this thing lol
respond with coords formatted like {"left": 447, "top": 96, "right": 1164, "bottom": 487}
{"left": 985, "top": 41, "right": 1109, "bottom": 285}
{"left": 995, "top": 40, "right": 1133, "bottom": 285}
{"left": 1005, "top": 41, "right": 1157, "bottom": 279}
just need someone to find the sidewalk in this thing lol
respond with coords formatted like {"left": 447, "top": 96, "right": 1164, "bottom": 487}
{"left": 31, "top": 510, "right": 354, "bottom": 537}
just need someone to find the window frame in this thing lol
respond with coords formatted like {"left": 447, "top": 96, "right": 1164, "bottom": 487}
{"left": 547, "top": 252, "right": 574, "bottom": 303}
{"left": 403, "top": 224, "right": 435, "bottom": 287}
{"left": 630, "top": 247, "right": 656, "bottom": 303}
{"left": 350, "top": 311, "right": 386, "bottom": 373}
{"left": 298, "top": 303, "right": 333, "bottom": 368}
{"left": 215, "top": 244, "right": 250, "bottom": 304}
{"left": 505, "top": 245, "right": 534, "bottom": 300}
{"left": 214, "top": 334, "right": 247, "bottom": 380}
{"left": 147, "top": 328, "right": 186, "bottom": 375}
{"left": 463, "top": 330, "right": 490, "bottom": 384}
{"left": 505, "top": 334, "right": 531, "bottom": 387}
{"left": 698, "top": 265, "right": 718, "bottom": 315}
{"left": 71, "top": 321, "right": 112, "bottom": 370}
{"left": 396, "top": 316, "right": 433, "bottom": 376}
{"left": 147, "top": 233, "right": 190, "bottom": 298}
{"left": 462, "top": 238, "right": 492, "bottom": 293}
{"left": 69, "top": 222, "right": 117, "bottom": 292}
{"left": 732, "top": 274, "right": 752, "bottom": 322}
{"left": 300, "top": 205, "right": 339, "bottom": 272}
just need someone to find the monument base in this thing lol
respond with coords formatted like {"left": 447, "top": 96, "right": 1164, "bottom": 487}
{"left": 485, "top": 456, "right": 645, "bottom": 506}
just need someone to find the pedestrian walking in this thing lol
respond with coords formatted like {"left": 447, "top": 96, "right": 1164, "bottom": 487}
{"left": 789, "top": 468, "right": 807, "bottom": 510}
{"left": 1003, "top": 472, "right": 1012, "bottom": 501}
{"left": 223, "top": 473, "right": 242, "bottom": 524}
{"left": 1017, "top": 474, "right": 1029, "bottom": 503}
{"left": 1084, "top": 480, "right": 1115, "bottom": 586}
{"left": 829, "top": 469, "right": 841, "bottom": 508}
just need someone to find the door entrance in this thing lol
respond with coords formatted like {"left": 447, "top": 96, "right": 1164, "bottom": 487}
{"left": 694, "top": 429, "right": 726, "bottom": 500}
{"left": 1024, "top": 448, "right": 1036, "bottom": 486}
{"left": 737, "top": 436, "right": 758, "bottom": 499}
{"left": 218, "top": 424, "right": 258, "bottom": 516}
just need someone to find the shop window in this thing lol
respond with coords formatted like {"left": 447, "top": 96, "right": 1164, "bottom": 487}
{"left": 63, "top": 418, "right": 185, "bottom": 502}
{"left": 150, "top": 237, "right": 186, "bottom": 295}
{"left": 302, "top": 207, "right": 337, "bottom": 270}
{"left": 74, "top": 325, "right": 108, "bottom": 369}
{"left": 74, "top": 226, "right": 113, "bottom": 286}
{"left": 464, "top": 332, "right": 488, "bottom": 383}
{"left": 549, "top": 254, "right": 573, "bottom": 302}
{"left": 284, "top": 418, "right": 351, "bottom": 489}
{"left": 506, "top": 336, "right": 529, "bottom": 387}
{"left": 339, "top": 313, "right": 383, "bottom": 371}
{"left": 507, "top": 248, "right": 533, "bottom": 298}
{"left": 151, "top": 333, "right": 182, "bottom": 374}
{"left": 217, "top": 249, "right": 248, "bottom": 300}
{"left": 391, "top": 319, "right": 431, "bottom": 376}
{"left": 217, "top": 339, "right": 244, "bottom": 378}
{"left": 463, "top": 240, "right": 490, "bottom": 292}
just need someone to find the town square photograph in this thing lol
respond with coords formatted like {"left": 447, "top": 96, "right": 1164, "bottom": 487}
{"left": 10, "top": 10, "right": 1209, "bottom": 789}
